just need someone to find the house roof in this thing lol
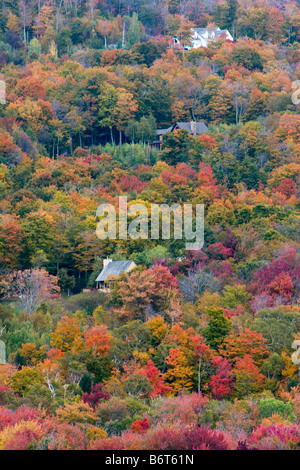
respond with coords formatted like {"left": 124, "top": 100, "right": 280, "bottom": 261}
{"left": 175, "top": 122, "right": 208, "bottom": 134}
{"left": 192, "top": 27, "right": 232, "bottom": 41}
{"left": 156, "top": 121, "right": 208, "bottom": 137}
{"left": 193, "top": 27, "right": 221, "bottom": 36}
{"left": 193, "top": 27, "right": 210, "bottom": 35}
{"left": 214, "top": 30, "right": 228, "bottom": 37}
{"left": 95, "top": 260, "right": 135, "bottom": 282}
{"left": 156, "top": 127, "right": 172, "bottom": 135}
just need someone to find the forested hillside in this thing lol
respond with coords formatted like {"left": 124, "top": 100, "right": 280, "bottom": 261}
{"left": 0, "top": 0, "right": 299, "bottom": 451}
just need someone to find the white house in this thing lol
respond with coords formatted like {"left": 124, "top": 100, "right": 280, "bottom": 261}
{"left": 173, "top": 27, "right": 233, "bottom": 50}
{"left": 95, "top": 258, "right": 136, "bottom": 291}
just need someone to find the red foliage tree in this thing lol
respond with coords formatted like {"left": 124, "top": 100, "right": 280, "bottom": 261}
{"left": 130, "top": 417, "right": 150, "bottom": 434}
{"left": 82, "top": 383, "right": 110, "bottom": 410}
{"left": 209, "top": 356, "right": 233, "bottom": 400}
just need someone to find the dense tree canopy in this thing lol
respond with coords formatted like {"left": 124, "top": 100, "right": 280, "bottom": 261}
{"left": 0, "top": 0, "right": 299, "bottom": 452}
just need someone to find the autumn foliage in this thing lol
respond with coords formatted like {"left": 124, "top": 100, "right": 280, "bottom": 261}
{"left": 0, "top": 0, "right": 299, "bottom": 452}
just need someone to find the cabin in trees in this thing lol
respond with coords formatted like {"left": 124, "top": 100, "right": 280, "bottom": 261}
{"left": 95, "top": 259, "right": 136, "bottom": 291}
{"left": 150, "top": 120, "right": 208, "bottom": 150}
{"left": 172, "top": 27, "right": 234, "bottom": 50}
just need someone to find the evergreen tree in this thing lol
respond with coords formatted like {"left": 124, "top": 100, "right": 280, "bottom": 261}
{"left": 203, "top": 307, "right": 231, "bottom": 350}
{"left": 127, "top": 13, "right": 142, "bottom": 48}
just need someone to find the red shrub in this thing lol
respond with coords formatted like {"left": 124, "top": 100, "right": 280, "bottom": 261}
{"left": 138, "top": 425, "right": 229, "bottom": 450}
{"left": 82, "top": 383, "right": 110, "bottom": 410}
{"left": 88, "top": 435, "right": 125, "bottom": 450}
{"left": 0, "top": 406, "right": 12, "bottom": 430}
{"left": 131, "top": 418, "right": 150, "bottom": 434}
{"left": 249, "top": 423, "right": 300, "bottom": 450}
{"left": 275, "top": 178, "right": 296, "bottom": 198}
{"left": 118, "top": 175, "right": 146, "bottom": 193}
{"left": 4, "top": 427, "right": 41, "bottom": 450}
{"left": 11, "top": 406, "right": 43, "bottom": 425}
{"left": 46, "top": 423, "right": 86, "bottom": 450}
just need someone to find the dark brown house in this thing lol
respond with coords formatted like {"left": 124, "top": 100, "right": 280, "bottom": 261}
{"left": 150, "top": 120, "right": 208, "bottom": 150}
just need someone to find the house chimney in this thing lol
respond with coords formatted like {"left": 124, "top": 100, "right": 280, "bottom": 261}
{"left": 103, "top": 257, "right": 112, "bottom": 269}
{"left": 190, "top": 120, "right": 197, "bottom": 135}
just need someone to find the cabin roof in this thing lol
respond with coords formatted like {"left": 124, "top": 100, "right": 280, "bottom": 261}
{"left": 156, "top": 121, "right": 208, "bottom": 136}
{"left": 95, "top": 260, "right": 135, "bottom": 282}
{"left": 156, "top": 127, "right": 172, "bottom": 135}
{"left": 175, "top": 122, "right": 208, "bottom": 134}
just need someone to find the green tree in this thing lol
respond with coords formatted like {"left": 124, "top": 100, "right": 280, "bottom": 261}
{"left": 229, "top": 47, "right": 263, "bottom": 71}
{"left": 237, "top": 7, "right": 268, "bottom": 41}
{"left": 238, "top": 157, "right": 261, "bottom": 189}
{"left": 127, "top": 13, "right": 142, "bottom": 48}
{"left": 203, "top": 307, "right": 231, "bottom": 350}
{"left": 132, "top": 245, "right": 170, "bottom": 267}
{"left": 28, "top": 38, "right": 41, "bottom": 59}
{"left": 98, "top": 83, "right": 118, "bottom": 144}
{"left": 253, "top": 308, "right": 300, "bottom": 354}
{"left": 260, "top": 353, "right": 285, "bottom": 380}
{"left": 123, "top": 374, "right": 153, "bottom": 398}
{"left": 221, "top": 285, "right": 251, "bottom": 310}
{"left": 131, "top": 40, "right": 167, "bottom": 66}
{"left": 21, "top": 211, "right": 55, "bottom": 261}
{"left": 125, "top": 115, "right": 156, "bottom": 144}
{"left": 243, "top": 89, "right": 267, "bottom": 122}
{"left": 58, "top": 268, "right": 75, "bottom": 296}
{"left": 213, "top": 2, "right": 232, "bottom": 30}
{"left": 11, "top": 366, "right": 44, "bottom": 397}
{"left": 161, "top": 129, "right": 194, "bottom": 165}
{"left": 258, "top": 398, "right": 295, "bottom": 421}
{"left": 110, "top": 320, "right": 152, "bottom": 367}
